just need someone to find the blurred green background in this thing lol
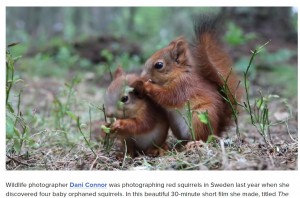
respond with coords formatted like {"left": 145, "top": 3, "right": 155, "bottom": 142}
{"left": 6, "top": 7, "right": 297, "bottom": 98}
{"left": 5, "top": 7, "right": 298, "bottom": 169}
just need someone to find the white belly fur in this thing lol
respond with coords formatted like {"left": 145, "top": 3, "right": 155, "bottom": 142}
{"left": 133, "top": 123, "right": 167, "bottom": 150}
{"left": 167, "top": 109, "right": 190, "bottom": 140}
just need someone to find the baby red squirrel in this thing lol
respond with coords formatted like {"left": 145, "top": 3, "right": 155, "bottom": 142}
{"left": 134, "top": 15, "right": 241, "bottom": 142}
{"left": 104, "top": 67, "right": 169, "bottom": 157}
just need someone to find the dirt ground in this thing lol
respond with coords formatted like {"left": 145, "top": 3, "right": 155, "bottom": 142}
{"left": 6, "top": 74, "right": 298, "bottom": 171}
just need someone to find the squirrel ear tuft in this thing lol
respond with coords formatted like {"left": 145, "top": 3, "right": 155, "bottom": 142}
{"left": 113, "top": 66, "right": 125, "bottom": 79}
{"left": 170, "top": 37, "right": 188, "bottom": 63}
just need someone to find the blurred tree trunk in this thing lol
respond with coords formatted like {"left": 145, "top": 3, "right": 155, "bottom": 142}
{"left": 127, "top": 7, "right": 137, "bottom": 32}
{"left": 27, "top": 7, "right": 41, "bottom": 37}
{"left": 91, "top": 8, "right": 101, "bottom": 32}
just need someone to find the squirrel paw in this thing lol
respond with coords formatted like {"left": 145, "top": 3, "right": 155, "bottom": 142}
{"left": 146, "top": 143, "right": 169, "bottom": 157}
{"left": 132, "top": 80, "right": 145, "bottom": 91}
{"left": 111, "top": 120, "right": 123, "bottom": 133}
{"left": 132, "top": 79, "right": 153, "bottom": 95}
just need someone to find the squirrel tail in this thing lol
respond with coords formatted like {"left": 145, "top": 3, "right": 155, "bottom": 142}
{"left": 194, "top": 14, "right": 242, "bottom": 132}
{"left": 194, "top": 14, "right": 232, "bottom": 87}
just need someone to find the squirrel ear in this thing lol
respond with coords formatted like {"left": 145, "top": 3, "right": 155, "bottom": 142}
{"left": 170, "top": 37, "right": 188, "bottom": 63}
{"left": 113, "top": 66, "right": 125, "bottom": 79}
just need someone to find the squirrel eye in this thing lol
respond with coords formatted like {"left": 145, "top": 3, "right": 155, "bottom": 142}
{"left": 120, "top": 95, "right": 129, "bottom": 103}
{"left": 154, "top": 62, "right": 164, "bottom": 70}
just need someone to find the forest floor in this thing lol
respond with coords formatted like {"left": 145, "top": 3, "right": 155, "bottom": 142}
{"left": 6, "top": 73, "right": 298, "bottom": 171}
{"left": 6, "top": 35, "right": 298, "bottom": 171}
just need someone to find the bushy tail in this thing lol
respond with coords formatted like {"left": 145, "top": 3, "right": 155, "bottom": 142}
{"left": 193, "top": 14, "right": 242, "bottom": 132}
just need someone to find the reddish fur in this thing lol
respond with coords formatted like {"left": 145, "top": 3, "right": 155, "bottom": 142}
{"left": 105, "top": 68, "right": 169, "bottom": 157}
{"left": 111, "top": 98, "right": 160, "bottom": 136}
{"left": 194, "top": 31, "right": 242, "bottom": 133}
{"left": 135, "top": 16, "right": 241, "bottom": 142}
{"left": 139, "top": 71, "right": 224, "bottom": 139}
{"left": 112, "top": 98, "right": 168, "bottom": 157}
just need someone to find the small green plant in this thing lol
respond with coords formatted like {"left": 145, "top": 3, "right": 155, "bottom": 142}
{"left": 186, "top": 101, "right": 196, "bottom": 141}
{"left": 234, "top": 48, "right": 297, "bottom": 95}
{"left": 176, "top": 100, "right": 196, "bottom": 141}
{"left": 221, "top": 41, "right": 276, "bottom": 148}
{"left": 76, "top": 117, "right": 97, "bottom": 157}
{"left": 52, "top": 75, "right": 81, "bottom": 141}
{"left": 198, "top": 110, "right": 215, "bottom": 143}
{"left": 6, "top": 43, "right": 22, "bottom": 106}
{"left": 225, "top": 41, "right": 294, "bottom": 149}
{"left": 177, "top": 101, "right": 215, "bottom": 143}
{"left": 208, "top": 40, "right": 296, "bottom": 151}
{"left": 6, "top": 43, "right": 38, "bottom": 155}
{"left": 242, "top": 41, "right": 275, "bottom": 148}
{"left": 219, "top": 69, "right": 241, "bottom": 145}
{"left": 91, "top": 103, "right": 117, "bottom": 152}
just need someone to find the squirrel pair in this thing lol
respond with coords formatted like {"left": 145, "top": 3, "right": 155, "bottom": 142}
{"left": 103, "top": 15, "right": 241, "bottom": 157}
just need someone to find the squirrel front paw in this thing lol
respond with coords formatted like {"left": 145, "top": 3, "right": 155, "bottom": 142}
{"left": 132, "top": 79, "right": 154, "bottom": 98}
{"left": 111, "top": 120, "right": 123, "bottom": 133}
{"left": 132, "top": 80, "right": 148, "bottom": 96}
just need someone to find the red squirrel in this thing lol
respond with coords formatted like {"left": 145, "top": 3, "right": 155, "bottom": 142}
{"left": 104, "top": 67, "right": 169, "bottom": 157}
{"left": 134, "top": 15, "right": 241, "bottom": 142}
